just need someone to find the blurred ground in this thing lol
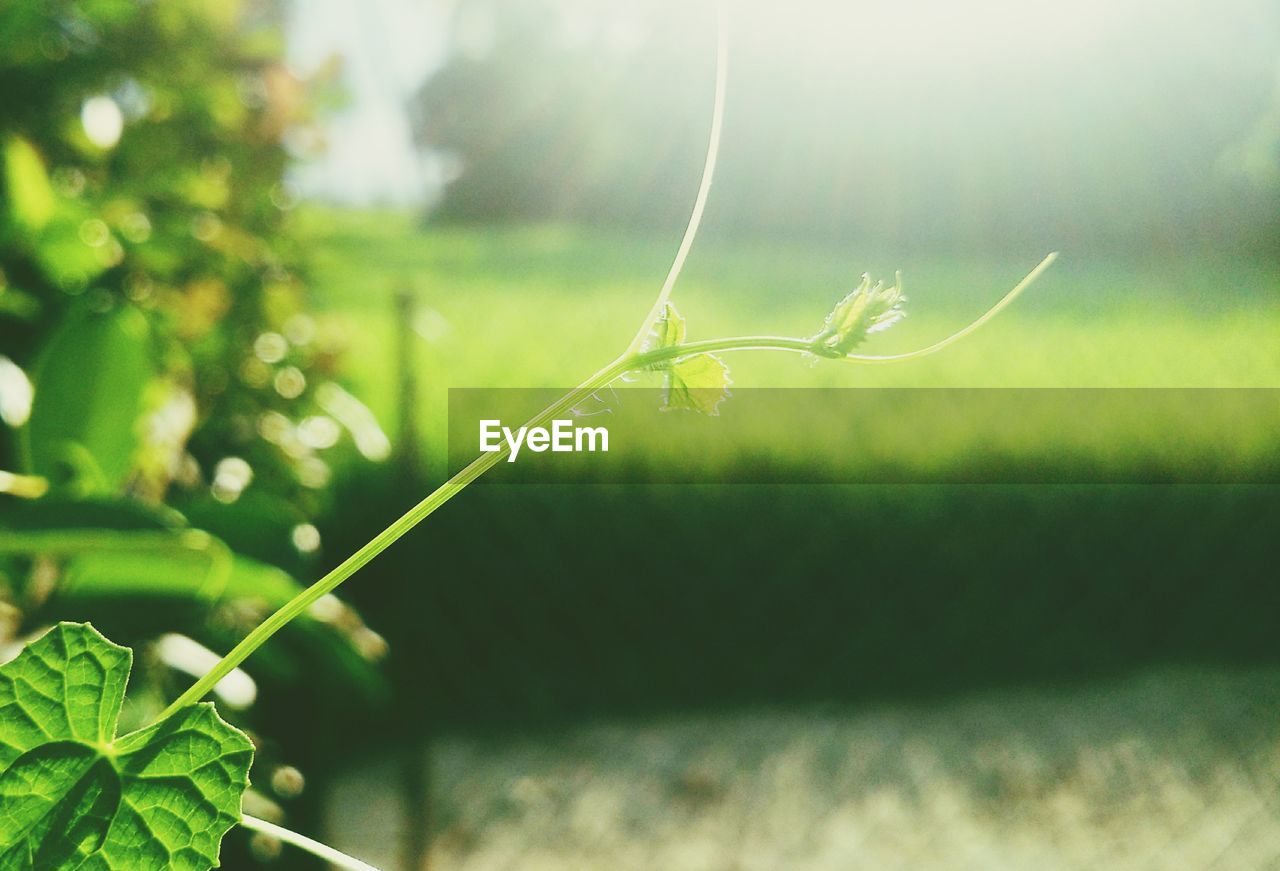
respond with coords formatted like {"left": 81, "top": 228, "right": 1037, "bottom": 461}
{"left": 326, "top": 664, "right": 1280, "bottom": 870}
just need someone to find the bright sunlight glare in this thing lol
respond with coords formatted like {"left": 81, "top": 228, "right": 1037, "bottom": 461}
{"left": 287, "top": 0, "right": 1276, "bottom": 211}
{"left": 80, "top": 94, "right": 123, "bottom": 149}
{"left": 740, "top": 0, "right": 1126, "bottom": 66}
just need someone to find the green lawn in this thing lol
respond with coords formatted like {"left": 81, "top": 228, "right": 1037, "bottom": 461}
{"left": 297, "top": 209, "right": 1280, "bottom": 475}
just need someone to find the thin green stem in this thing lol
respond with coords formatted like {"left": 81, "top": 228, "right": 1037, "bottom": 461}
{"left": 624, "top": 0, "right": 729, "bottom": 357}
{"left": 157, "top": 0, "right": 738, "bottom": 714}
{"left": 638, "top": 336, "right": 817, "bottom": 362}
{"left": 634, "top": 252, "right": 1059, "bottom": 365}
{"left": 240, "top": 815, "right": 380, "bottom": 871}
{"left": 158, "top": 356, "right": 635, "bottom": 718}
{"left": 842, "top": 252, "right": 1058, "bottom": 363}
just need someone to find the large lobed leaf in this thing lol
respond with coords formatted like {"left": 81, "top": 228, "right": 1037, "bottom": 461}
{"left": 0, "top": 623, "right": 252, "bottom": 870}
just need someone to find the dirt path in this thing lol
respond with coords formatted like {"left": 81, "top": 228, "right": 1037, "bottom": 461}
{"left": 326, "top": 665, "right": 1280, "bottom": 870}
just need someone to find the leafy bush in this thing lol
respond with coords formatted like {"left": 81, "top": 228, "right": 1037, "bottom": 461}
{"left": 0, "top": 0, "right": 367, "bottom": 512}
{"left": 0, "top": 3, "right": 384, "bottom": 859}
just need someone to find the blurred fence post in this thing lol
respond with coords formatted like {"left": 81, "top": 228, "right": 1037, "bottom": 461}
{"left": 401, "top": 749, "right": 432, "bottom": 870}
{"left": 394, "top": 286, "right": 426, "bottom": 483}
{"left": 393, "top": 284, "right": 433, "bottom": 869}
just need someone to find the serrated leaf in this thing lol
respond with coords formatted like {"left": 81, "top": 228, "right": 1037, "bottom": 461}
{"left": 640, "top": 303, "right": 731, "bottom": 414}
{"left": 663, "top": 353, "right": 731, "bottom": 416}
{"left": 812, "top": 271, "right": 906, "bottom": 357}
{"left": 644, "top": 302, "right": 685, "bottom": 352}
{"left": 0, "top": 623, "right": 253, "bottom": 871}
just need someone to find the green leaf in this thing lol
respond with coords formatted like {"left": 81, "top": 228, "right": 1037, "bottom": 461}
{"left": 663, "top": 353, "right": 731, "bottom": 416}
{"left": 22, "top": 306, "right": 156, "bottom": 494}
{"left": 2, "top": 137, "right": 56, "bottom": 231}
{"left": 0, "top": 510, "right": 385, "bottom": 701}
{"left": 812, "top": 271, "right": 906, "bottom": 357}
{"left": 644, "top": 302, "right": 685, "bottom": 352}
{"left": 642, "top": 303, "right": 732, "bottom": 415}
{"left": 0, "top": 287, "right": 41, "bottom": 321}
{"left": 0, "top": 623, "right": 253, "bottom": 870}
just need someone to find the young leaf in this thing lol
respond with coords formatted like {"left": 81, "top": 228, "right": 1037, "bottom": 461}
{"left": 0, "top": 623, "right": 253, "bottom": 871}
{"left": 639, "top": 302, "right": 732, "bottom": 415}
{"left": 811, "top": 271, "right": 906, "bottom": 357}
{"left": 664, "top": 353, "right": 731, "bottom": 416}
{"left": 644, "top": 301, "right": 686, "bottom": 352}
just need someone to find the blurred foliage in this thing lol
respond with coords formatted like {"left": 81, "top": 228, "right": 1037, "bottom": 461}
{"left": 416, "top": 0, "right": 708, "bottom": 228}
{"left": 415, "top": 0, "right": 1280, "bottom": 253}
{"left": 0, "top": 2, "right": 386, "bottom": 851}
{"left": 0, "top": 0, "right": 373, "bottom": 514}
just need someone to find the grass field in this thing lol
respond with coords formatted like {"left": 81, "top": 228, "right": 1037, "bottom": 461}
{"left": 299, "top": 211, "right": 1280, "bottom": 390}
{"left": 297, "top": 210, "right": 1280, "bottom": 480}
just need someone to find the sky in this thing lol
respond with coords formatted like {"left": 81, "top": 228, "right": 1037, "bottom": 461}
{"left": 283, "top": 0, "right": 1279, "bottom": 214}
{"left": 285, "top": 0, "right": 450, "bottom": 205}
